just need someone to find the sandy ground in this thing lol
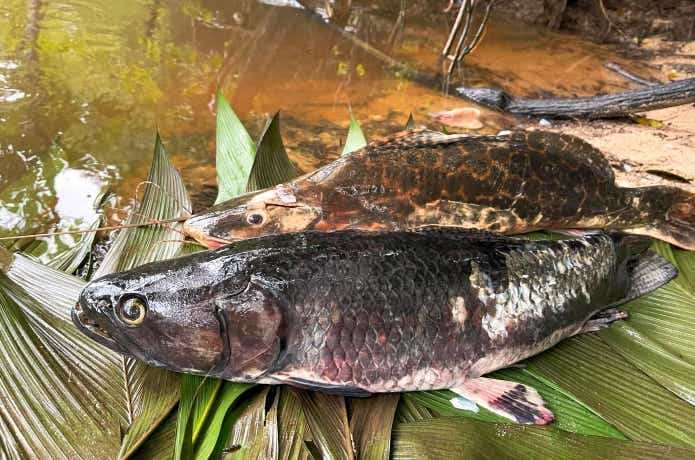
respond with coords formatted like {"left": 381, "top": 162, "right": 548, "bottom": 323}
{"left": 548, "top": 39, "right": 695, "bottom": 193}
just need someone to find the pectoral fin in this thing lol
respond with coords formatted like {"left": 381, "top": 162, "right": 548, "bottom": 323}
{"left": 450, "top": 377, "right": 554, "bottom": 425}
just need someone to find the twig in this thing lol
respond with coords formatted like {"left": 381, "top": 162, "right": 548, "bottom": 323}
{"left": 441, "top": 0, "right": 495, "bottom": 78}
{"left": 0, "top": 217, "right": 188, "bottom": 242}
{"left": 605, "top": 62, "right": 658, "bottom": 87}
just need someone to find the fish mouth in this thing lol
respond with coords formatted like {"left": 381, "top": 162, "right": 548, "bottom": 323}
{"left": 183, "top": 221, "right": 233, "bottom": 249}
{"left": 72, "top": 301, "right": 130, "bottom": 355}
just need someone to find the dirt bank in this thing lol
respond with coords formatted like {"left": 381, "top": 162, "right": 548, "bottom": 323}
{"left": 494, "top": 1, "right": 695, "bottom": 192}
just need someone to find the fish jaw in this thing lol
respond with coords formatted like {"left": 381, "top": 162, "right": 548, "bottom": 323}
{"left": 72, "top": 299, "right": 130, "bottom": 355}
{"left": 183, "top": 220, "right": 231, "bottom": 249}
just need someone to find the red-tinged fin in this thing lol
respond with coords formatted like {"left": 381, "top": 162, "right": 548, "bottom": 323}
{"left": 451, "top": 377, "right": 555, "bottom": 425}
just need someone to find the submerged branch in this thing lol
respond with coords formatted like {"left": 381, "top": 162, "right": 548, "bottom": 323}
{"left": 456, "top": 77, "right": 695, "bottom": 119}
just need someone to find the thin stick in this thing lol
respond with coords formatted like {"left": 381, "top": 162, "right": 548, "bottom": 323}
{"left": 107, "top": 206, "right": 188, "bottom": 237}
{"left": 0, "top": 217, "right": 188, "bottom": 242}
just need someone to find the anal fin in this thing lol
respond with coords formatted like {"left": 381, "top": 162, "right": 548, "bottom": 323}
{"left": 579, "top": 308, "right": 628, "bottom": 334}
{"left": 450, "top": 377, "right": 554, "bottom": 425}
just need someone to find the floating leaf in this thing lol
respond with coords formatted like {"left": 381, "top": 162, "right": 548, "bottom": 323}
{"left": 391, "top": 417, "right": 695, "bottom": 459}
{"left": 246, "top": 112, "right": 297, "bottom": 192}
{"left": 633, "top": 116, "right": 664, "bottom": 128}
{"left": 341, "top": 111, "right": 367, "bottom": 156}
{"left": 215, "top": 91, "right": 256, "bottom": 204}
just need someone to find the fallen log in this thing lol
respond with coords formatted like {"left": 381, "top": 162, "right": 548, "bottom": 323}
{"left": 456, "top": 77, "right": 695, "bottom": 119}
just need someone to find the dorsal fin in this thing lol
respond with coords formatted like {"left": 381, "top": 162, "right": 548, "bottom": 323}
{"left": 364, "top": 128, "right": 484, "bottom": 152}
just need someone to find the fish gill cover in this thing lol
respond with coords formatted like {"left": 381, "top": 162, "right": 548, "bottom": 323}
{"left": 0, "top": 96, "right": 694, "bottom": 459}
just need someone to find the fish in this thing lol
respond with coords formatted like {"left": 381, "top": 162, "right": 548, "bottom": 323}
{"left": 72, "top": 228, "right": 676, "bottom": 425}
{"left": 183, "top": 130, "right": 695, "bottom": 250}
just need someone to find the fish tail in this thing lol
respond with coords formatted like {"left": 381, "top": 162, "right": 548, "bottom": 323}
{"left": 624, "top": 186, "right": 695, "bottom": 251}
{"left": 609, "top": 232, "right": 677, "bottom": 304}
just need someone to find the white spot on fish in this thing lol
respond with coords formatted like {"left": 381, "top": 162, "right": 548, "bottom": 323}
{"left": 451, "top": 296, "right": 468, "bottom": 327}
{"left": 473, "top": 237, "right": 616, "bottom": 342}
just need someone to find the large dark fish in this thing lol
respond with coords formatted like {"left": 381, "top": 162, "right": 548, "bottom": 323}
{"left": 183, "top": 130, "right": 695, "bottom": 250}
{"left": 73, "top": 229, "right": 676, "bottom": 424}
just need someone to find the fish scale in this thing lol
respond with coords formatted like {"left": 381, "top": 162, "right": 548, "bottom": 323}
{"left": 74, "top": 228, "right": 676, "bottom": 424}
{"left": 251, "top": 232, "right": 620, "bottom": 392}
{"left": 184, "top": 130, "right": 695, "bottom": 251}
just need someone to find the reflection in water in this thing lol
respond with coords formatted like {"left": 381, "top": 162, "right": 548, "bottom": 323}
{"left": 0, "top": 0, "right": 651, "bottom": 259}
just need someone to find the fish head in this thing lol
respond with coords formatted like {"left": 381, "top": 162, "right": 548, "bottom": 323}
{"left": 184, "top": 185, "right": 321, "bottom": 248}
{"left": 73, "top": 262, "right": 229, "bottom": 374}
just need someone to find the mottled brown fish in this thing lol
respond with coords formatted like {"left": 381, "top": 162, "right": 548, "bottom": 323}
{"left": 183, "top": 130, "right": 695, "bottom": 250}
{"left": 73, "top": 229, "right": 676, "bottom": 424}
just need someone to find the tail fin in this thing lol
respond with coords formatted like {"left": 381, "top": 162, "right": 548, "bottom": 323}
{"left": 625, "top": 186, "right": 695, "bottom": 251}
{"left": 610, "top": 233, "right": 678, "bottom": 307}
{"left": 625, "top": 250, "right": 677, "bottom": 301}
{"left": 610, "top": 232, "right": 677, "bottom": 306}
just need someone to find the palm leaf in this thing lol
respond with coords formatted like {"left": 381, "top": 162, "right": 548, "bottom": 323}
{"left": 292, "top": 389, "right": 355, "bottom": 460}
{"left": 176, "top": 376, "right": 224, "bottom": 459}
{"left": 215, "top": 91, "right": 256, "bottom": 204}
{"left": 0, "top": 269, "right": 120, "bottom": 458}
{"left": 527, "top": 334, "right": 695, "bottom": 447}
{"left": 276, "top": 389, "right": 313, "bottom": 460}
{"left": 223, "top": 387, "right": 279, "bottom": 459}
{"left": 246, "top": 112, "right": 297, "bottom": 192}
{"left": 391, "top": 417, "right": 695, "bottom": 459}
{"left": 132, "top": 412, "right": 177, "bottom": 460}
{"left": 341, "top": 110, "right": 367, "bottom": 156}
{"left": 349, "top": 395, "right": 400, "bottom": 460}
{"left": 1, "top": 134, "right": 189, "bottom": 459}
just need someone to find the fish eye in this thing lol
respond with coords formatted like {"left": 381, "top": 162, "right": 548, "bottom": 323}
{"left": 247, "top": 213, "right": 264, "bottom": 225}
{"left": 117, "top": 296, "right": 147, "bottom": 326}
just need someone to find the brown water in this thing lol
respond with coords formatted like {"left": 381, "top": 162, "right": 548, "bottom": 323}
{"left": 0, "top": 0, "right": 651, "bottom": 262}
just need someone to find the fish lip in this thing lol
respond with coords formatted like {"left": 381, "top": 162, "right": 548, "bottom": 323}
{"left": 72, "top": 301, "right": 131, "bottom": 355}
{"left": 183, "top": 221, "right": 233, "bottom": 249}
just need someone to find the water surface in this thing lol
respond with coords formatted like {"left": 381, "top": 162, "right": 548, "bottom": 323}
{"left": 0, "top": 0, "right": 650, "bottom": 262}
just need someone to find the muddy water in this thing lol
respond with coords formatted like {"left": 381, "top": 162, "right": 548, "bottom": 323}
{"left": 0, "top": 0, "right": 651, "bottom": 262}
